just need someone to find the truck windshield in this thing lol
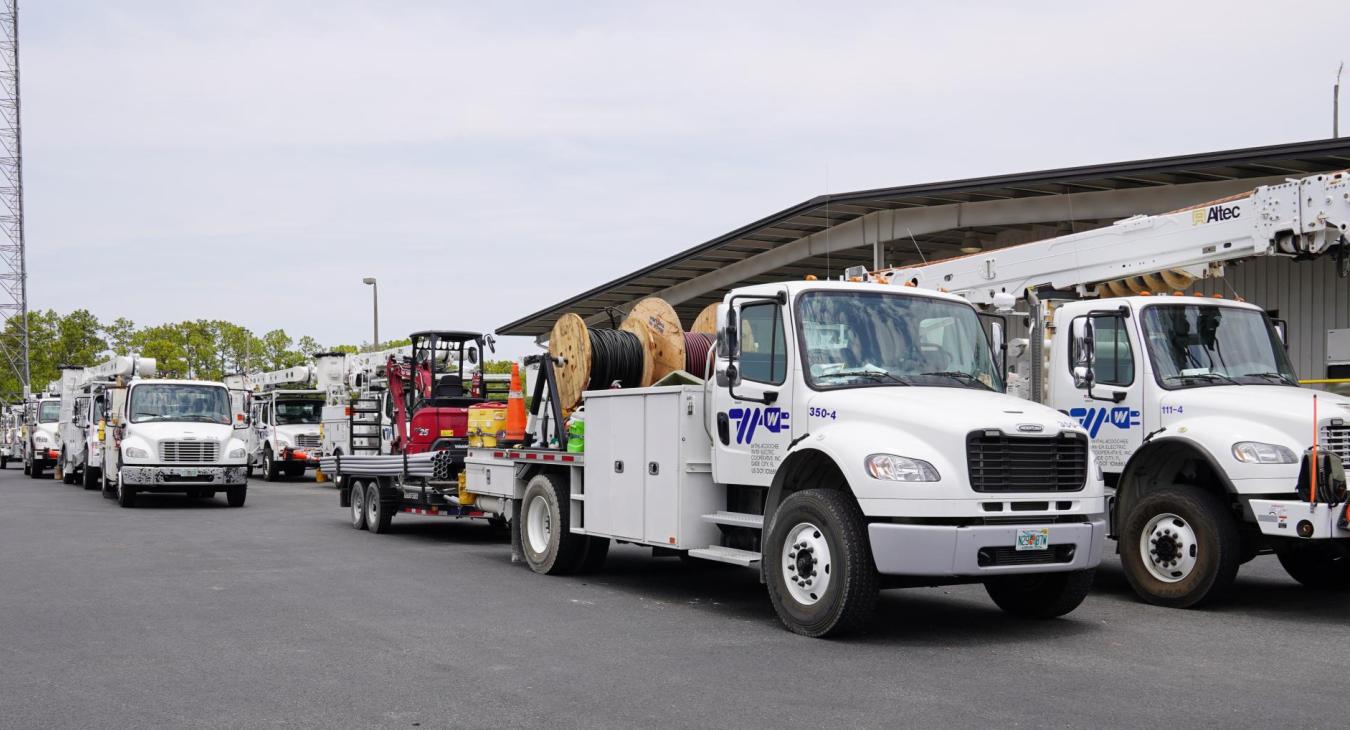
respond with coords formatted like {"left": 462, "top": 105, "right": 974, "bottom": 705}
{"left": 38, "top": 401, "right": 59, "bottom": 423}
{"left": 275, "top": 399, "right": 323, "bottom": 425}
{"left": 798, "top": 290, "right": 1002, "bottom": 391}
{"left": 129, "top": 384, "right": 231, "bottom": 424}
{"left": 1141, "top": 304, "right": 1297, "bottom": 389}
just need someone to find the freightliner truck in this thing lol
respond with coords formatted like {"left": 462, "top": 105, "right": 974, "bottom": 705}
{"left": 878, "top": 169, "right": 1350, "bottom": 606}
{"left": 333, "top": 280, "right": 1109, "bottom": 637}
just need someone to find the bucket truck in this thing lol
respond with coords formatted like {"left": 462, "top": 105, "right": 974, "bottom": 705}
{"left": 23, "top": 382, "right": 61, "bottom": 479}
{"left": 241, "top": 365, "right": 332, "bottom": 481}
{"left": 874, "top": 169, "right": 1350, "bottom": 607}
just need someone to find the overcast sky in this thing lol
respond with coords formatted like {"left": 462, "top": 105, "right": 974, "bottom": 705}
{"left": 21, "top": 1, "right": 1350, "bottom": 358}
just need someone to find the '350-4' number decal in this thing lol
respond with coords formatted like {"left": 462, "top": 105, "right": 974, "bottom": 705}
{"left": 808, "top": 407, "right": 837, "bottom": 420}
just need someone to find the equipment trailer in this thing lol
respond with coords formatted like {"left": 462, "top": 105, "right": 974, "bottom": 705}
{"left": 332, "top": 280, "right": 1109, "bottom": 637}
{"left": 875, "top": 169, "right": 1350, "bottom": 606}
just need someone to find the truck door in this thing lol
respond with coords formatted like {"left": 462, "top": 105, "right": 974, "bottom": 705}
{"left": 711, "top": 296, "right": 796, "bottom": 487}
{"left": 1055, "top": 309, "right": 1145, "bottom": 476}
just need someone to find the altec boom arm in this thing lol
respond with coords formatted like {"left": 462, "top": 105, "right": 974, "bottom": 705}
{"left": 878, "top": 171, "right": 1350, "bottom": 303}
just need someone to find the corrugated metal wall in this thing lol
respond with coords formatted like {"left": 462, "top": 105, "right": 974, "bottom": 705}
{"left": 1190, "top": 256, "right": 1348, "bottom": 379}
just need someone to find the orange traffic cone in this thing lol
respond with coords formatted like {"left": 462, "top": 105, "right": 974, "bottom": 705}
{"left": 505, "top": 362, "right": 526, "bottom": 443}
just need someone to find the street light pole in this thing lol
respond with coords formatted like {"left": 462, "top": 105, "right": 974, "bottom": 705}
{"left": 362, "top": 277, "right": 379, "bottom": 348}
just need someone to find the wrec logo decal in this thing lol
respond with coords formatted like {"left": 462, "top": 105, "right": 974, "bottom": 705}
{"left": 728, "top": 406, "right": 790, "bottom": 444}
{"left": 1069, "top": 406, "right": 1139, "bottom": 438}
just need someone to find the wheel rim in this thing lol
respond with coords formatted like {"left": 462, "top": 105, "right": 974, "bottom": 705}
{"left": 525, "top": 494, "right": 551, "bottom": 555}
{"left": 1140, "top": 512, "right": 1198, "bottom": 583}
{"left": 366, "top": 487, "right": 379, "bottom": 525}
{"left": 781, "top": 521, "right": 832, "bottom": 606}
{"left": 351, "top": 484, "right": 364, "bottom": 523}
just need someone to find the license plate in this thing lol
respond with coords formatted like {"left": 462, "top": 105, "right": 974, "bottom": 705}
{"left": 1015, "top": 527, "right": 1050, "bottom": 551}
{"left": 175, "top": 468, "right": 199, "bottom": 477}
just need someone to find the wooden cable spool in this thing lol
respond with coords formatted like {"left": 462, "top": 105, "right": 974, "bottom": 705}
{"left": 548, "top": 313, "right": 591, "bottom": 413}
{"left": 690, "top": 303, "right": 718, "bottom": 336}
{"left": 623, "top": 297, "right": 685, "bottom": 384}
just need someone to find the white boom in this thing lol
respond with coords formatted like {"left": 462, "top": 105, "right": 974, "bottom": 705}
{"left": 245, "top": 365, "right": 315, "bottom": 391}
{"left": 879, "top": 171, "right": 1350, "bottom": 303}
{"left": 80, "top": 355, "right": 158, "bottom": 385}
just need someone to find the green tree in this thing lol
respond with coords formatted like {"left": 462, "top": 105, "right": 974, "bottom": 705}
{"left": 261, "top": 329, "right": 305, "bottom": 370}
{"left": 132, "top": 324, "right": 189, "bottom": 378}
{"left": 104, "top": 317, "right": 137, "bottom": 355}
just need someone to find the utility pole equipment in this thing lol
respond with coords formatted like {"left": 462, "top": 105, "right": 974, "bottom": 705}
{"left": 0, "top": 0, "right": 27, "bottom": 398}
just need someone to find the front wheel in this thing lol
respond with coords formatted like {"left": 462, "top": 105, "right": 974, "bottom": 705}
{"left": 117, "top": 475, "right": 136, "bottom": 508}
{"left": 1275, "top": 541, "right": 1350, "bottom": 590}
{"left": 984, "top": 569, "right": 1096, "bottom": 619}
{"left": 82, "top": 466, "right": 100, "bottom": 491}
{"left": 1119, "top": 486, "right": 1239, "bottom": 608}
{"left": 763, "top": 489, "right": 878, "bottom": 638}
{"left": 29, "top": 458, "right": 43, "bottom": 479}
{"left": 226, "top": 486, "right": 247, "bottom": 507}
{"left": 262, "top": 450, "right": 280, "bottom": 482}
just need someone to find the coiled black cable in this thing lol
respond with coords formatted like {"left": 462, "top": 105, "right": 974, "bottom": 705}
{"left": 588, "top": 328, "right": 645, "bottom": 389}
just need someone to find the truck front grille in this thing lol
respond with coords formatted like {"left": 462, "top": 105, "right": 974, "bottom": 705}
{"left": 1319, "top": 425, "right": 1350, "bottom": 462}
{"left": 967, "top": 432, "right": 1087, "bottom": 493}
{"left": 296, "top": 434, "right": 321, "bottom": 449}
{"left": 160, "top": 441, "right": 219, "bottom": 463}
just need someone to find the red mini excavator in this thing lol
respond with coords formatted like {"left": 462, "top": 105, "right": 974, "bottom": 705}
{"left": 385, "top": 331, "right": 492, "bottom": 457}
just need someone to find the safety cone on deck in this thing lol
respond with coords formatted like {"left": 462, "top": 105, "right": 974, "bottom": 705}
{"left": 505, "top": 362, "right": 526, "bottom": 443}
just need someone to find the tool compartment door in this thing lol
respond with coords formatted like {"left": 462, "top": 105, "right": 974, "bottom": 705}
{"left": 643, "top": 391, "right": 679, "bottom": 546}
{"left": 583, "top": 392, "right": 645, "bottom": 540}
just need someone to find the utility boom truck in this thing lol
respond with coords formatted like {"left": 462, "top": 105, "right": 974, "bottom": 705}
{"left": 23, "top": 383, "right": 60, "bottom": 479}
{"left": 240, "top": 365, "right": 334, "bottom": 481}
{"left": 90, "top": 357, "right": 252, "bottom": 508}
{"left": 56, "top": 364, "right": 118, "bottom": 489}
{"left": 333, "top": 282, "right": 1109, "bottom": 637}
{"left": 876, "top": 169, "right": 1350, "bottom": 607}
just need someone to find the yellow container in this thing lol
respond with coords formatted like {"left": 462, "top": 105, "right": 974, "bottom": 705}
{"left": 457, "top": 471, "right": 475, "bottom": 507}
{"left": 467, "top": 402, "right": 508, "bottom": 447}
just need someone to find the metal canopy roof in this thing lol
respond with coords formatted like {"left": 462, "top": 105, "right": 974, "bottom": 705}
{"left": 498, "top": 137, "right": 1350, "bottom": 337}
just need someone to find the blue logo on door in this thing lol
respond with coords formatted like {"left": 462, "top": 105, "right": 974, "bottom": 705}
{"left": 728, "top": 407, "right": 790, "bottom": 444}
{"left": 1069, "top": 407, "right": 1139, "bottom": 437}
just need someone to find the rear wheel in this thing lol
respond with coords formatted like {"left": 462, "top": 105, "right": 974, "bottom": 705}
{"left": 984, "top": 569, "right": 1096, "bottom": 619}
{"left": 1275, "top": 541, "right": 1350, "bottom": 589}
{"left": 350, "top": 480, "right": 367, "bottom": 530}
{"left": 1119, "top": 486, "right": 1239, "bottom": 608}
{"left": 574, "top": 536, "right": 611, "bottom": 573}
{"left": 365, "top": 482, "right": 392, "bottom": 533}
{"left": 763, "top": 489, "right": 878, "bottom": 637}
{"left": 520, "top": 471, "right": 582, "bottom": 575}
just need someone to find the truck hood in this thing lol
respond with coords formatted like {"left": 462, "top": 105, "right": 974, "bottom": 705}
{"left": 808, "top": 386, "right": 1085, "bottom": 440}
{"left": 122, "top": 421, "right": 245, "bottom": 462}
{"left": 1159, "top": 385, "right": 1350, "bottom": 448}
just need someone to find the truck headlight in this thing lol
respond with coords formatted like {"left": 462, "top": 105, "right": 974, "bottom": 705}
{"left": 1232, "top": 441, "right": 1297, "bottom": 464}
{"left": 228, "top": 448, "right": 246, "bottom": 459}
{"left": 865, "top": 453, "right": 940, "bottom": 482}
{"left": 124, "top": 446, "right": 150, "bottom": 459}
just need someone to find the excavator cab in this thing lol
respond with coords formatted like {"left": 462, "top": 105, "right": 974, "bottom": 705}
{"left": 410, "top": 331, "right": 486, "bottom": 408}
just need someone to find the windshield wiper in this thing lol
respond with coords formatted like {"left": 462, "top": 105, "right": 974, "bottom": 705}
{"left": 822, "top": 369, "right": 910, "bottom": 385}
{"left": 1164, "top": 372, "right": 1239, "bottom": 386}
{"left": 918, "top": 371, "right": 994, "bottom": 391}
{"left": 1237, "top": 371, "right": 1296, "bottom": 385}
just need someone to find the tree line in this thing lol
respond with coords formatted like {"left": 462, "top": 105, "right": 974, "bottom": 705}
{"left": 0, "top": 309, "right": 412, "bottom": 400}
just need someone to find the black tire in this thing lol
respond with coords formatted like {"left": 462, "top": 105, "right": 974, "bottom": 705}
{"left": 82, "top": 466, "right": 99, "bottom": 491}
{"left": 22, "top": 455, "right": 30, "bottom": 475}
{"left": 29, "top": 459, "right": 43, "bottom": 479}
{"left": 763, "top": 489, "right": 878, "bottom": 638}
{"left": 574, "top": 536, "right": 610, "bottom": 573}
{"left": 117, "top": 476, "right": 136, "bottom": 508}
{"left": 62, "top": 458, "right": 77, "bottom": 484}
{"left": 1, "top": 454, "right": 8, "bottom": 469}
{"left": 365, "top": 482, "right": 393, "bottom": 533}
{"left": 984, "top": 568, "right": 1096, "bottom": 619}
{"left": 350, "top": 479, "right": 367, "bottom": 530}
{"left": 1275, "top": 541, "right": 1350, "bottom": 590}
{"left": 262, "top": 449, "right": 280, "bottom": 482}
{"left": 226, "top": 486, "right": 247, "bottom": 507}
{"left": 1119, "top": 486, "right": 1240, "bottom": 608}
{"left": 519, "top": 471, "right": 583, "bottom": 575}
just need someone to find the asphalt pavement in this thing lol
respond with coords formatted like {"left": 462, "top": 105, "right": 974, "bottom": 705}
{"left": 0, "top": 467, "right": 1344, "bottom": 729}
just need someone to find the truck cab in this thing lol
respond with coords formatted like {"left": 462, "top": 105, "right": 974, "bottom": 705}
{"left": 1049, "top": 294, "right": 1350, "bottom": 605}
{"left": 101, "top": 378, "right": 251, "bottom": 508}
{"left": 24, "top": 390, "right": 60, "bottom": 479}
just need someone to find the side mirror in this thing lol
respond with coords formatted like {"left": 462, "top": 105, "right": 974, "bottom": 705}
{"left": 467, "top": 347, "right": 479, "bottom": 365}
{"left": 1070, "top": 317, "right": 1096, "bottom": 390}
{"left": 722, "top": 322, "right": 739, "bottom": 357}
{"left": 1271, "top": 318, "right": 1288, "bottom": 349}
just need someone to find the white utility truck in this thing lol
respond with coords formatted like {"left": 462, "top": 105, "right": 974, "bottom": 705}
{"left": 241, "top": 364, "right": 337, "bottom": 481}
{"left": 318, "top": 347, "right": 410, "bottom": 465}
{"left": 93, "top": 359, "right": 252, "bottom": 508}
{"left": 56, "top": 364, "right": 113, "bottom": 489}
{"left": 333, "top": 280, "right": 1110, "bottom": 637}
{"left": 23, "top": 383, "right": 60, "bottom": 479}
{"left": 1, "top": 404, "right": 21, "bottom": 468}
{"left": 878, "top": 169, "right": 1350, "bottom": 607}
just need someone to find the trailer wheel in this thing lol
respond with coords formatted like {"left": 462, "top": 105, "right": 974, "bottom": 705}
{"left": 984, "top": 568, "right": 1096, "bottom": 619}
{"left": 520, "top": 472, "right": 582, "bottom": 575}
{"left": 1274, "top": 541, "right": 1350, "bottom": 590}
{"left": 117, "top": 475, "right": 136, "bottom": 508}
{"left": 365, "top": 482, "right": 393, "bottom": 533}
{"left": 1119, "top": 486, "right": 1239, "bottom": 608}
{"left": 763, "top": 489, "right": 878, "bottom": 637}
{"left": 262, "top": 449, "right": 280, "bottom": 482}
{"left": 82, "top": 466, "right": 99, "bottom": 491}
{"left": 349, "top": 479, "right": 367, "bottom": 530}
{"left": 226, "top": 485, "right": 247, "bottom": 507}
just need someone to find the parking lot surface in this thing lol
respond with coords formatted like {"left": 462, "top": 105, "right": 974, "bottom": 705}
{"left": 0, "top": 469, "right": 1343, "bottom": 728}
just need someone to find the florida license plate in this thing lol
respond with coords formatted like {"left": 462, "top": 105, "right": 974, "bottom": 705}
{"left": 1015, "top": 528, "right": 1050, "bottom": 551}
{"left": 175, "top": 468, "right": 199, "bottom": 477}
